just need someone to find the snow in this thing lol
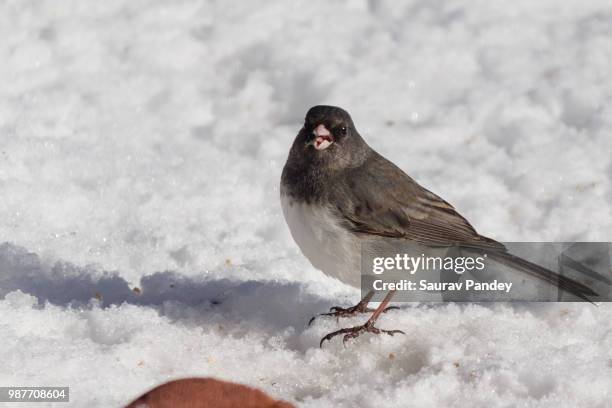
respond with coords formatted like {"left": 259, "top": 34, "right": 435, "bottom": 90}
{"left": 1, "top": 0, "right": 611, "bottom": 406}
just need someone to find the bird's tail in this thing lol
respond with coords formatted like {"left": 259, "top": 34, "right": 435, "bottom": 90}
{"left": 484, "top": 250, "right": 598, "bottom": 302}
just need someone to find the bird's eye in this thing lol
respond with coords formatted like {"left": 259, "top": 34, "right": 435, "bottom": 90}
{"left": 338, "top": 126, "right": 347, "bottom": 135}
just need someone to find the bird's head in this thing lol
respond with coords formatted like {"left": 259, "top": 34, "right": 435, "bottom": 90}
{"left": 292, "top": 105, "right": 369, "bottom": 171}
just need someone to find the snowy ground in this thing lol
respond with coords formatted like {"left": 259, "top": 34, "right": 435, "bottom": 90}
{"left": 1, "top": 0, "right": 612, "bottom": 406}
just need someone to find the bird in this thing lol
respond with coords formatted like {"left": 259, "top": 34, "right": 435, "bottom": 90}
{"left": 280, "top": 105, "right": 598, "bottom": 347}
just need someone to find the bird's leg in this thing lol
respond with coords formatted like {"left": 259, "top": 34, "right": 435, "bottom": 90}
{"left": 319, "top": 290, "right": 404, "bottom": 347}
{"left": 308, "top": 290, "right": 399, "bottom": 326}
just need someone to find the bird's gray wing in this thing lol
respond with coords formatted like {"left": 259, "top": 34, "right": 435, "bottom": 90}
{"left": 332, "top": 152, "right": 598, "bottom": 300}
{"left": 334, "top": 152, "right": 504, "bottom": 251}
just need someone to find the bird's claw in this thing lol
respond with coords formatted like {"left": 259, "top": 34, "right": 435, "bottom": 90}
{"left": 328, "top": 305, "right": 371, "bottom": 313}
{"left": 308, "top": 305, "right": 398, "bottom": 327}
{"left": 381, "top": 306, "right": 400, "bottom": 313}
{"left": 319, "top": 322, "right": 405, "bottom": 347}
{"left": 308, "top": 305, "right": 370, "bottom": 327}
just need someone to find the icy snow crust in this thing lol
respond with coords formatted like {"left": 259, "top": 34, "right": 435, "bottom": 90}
{"left": 1, "top": 0, "right": 612, "bottom": 407}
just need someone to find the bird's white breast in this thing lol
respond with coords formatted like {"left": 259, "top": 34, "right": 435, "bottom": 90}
{"left": 280, "top": 193, "right": 361, "bottom": 287}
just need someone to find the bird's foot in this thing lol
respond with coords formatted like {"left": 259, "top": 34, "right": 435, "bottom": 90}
{"left": 308, "top": 304, "right": 398, "bottom": 326}
{"left": 319, "top": 321, "right": 404, "bottom": 347}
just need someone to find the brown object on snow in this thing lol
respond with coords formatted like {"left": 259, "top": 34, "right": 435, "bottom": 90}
{"left": 125, "top": 377, "right": 294, "bottom": 408}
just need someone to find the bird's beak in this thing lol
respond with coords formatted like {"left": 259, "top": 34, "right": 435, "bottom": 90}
{"left": 310, "top": 124, "right": 333, "bottom": 150}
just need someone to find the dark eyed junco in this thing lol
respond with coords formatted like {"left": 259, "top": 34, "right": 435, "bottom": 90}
{"left": 280, "top": 105, "right": 597, "bottom": 346}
